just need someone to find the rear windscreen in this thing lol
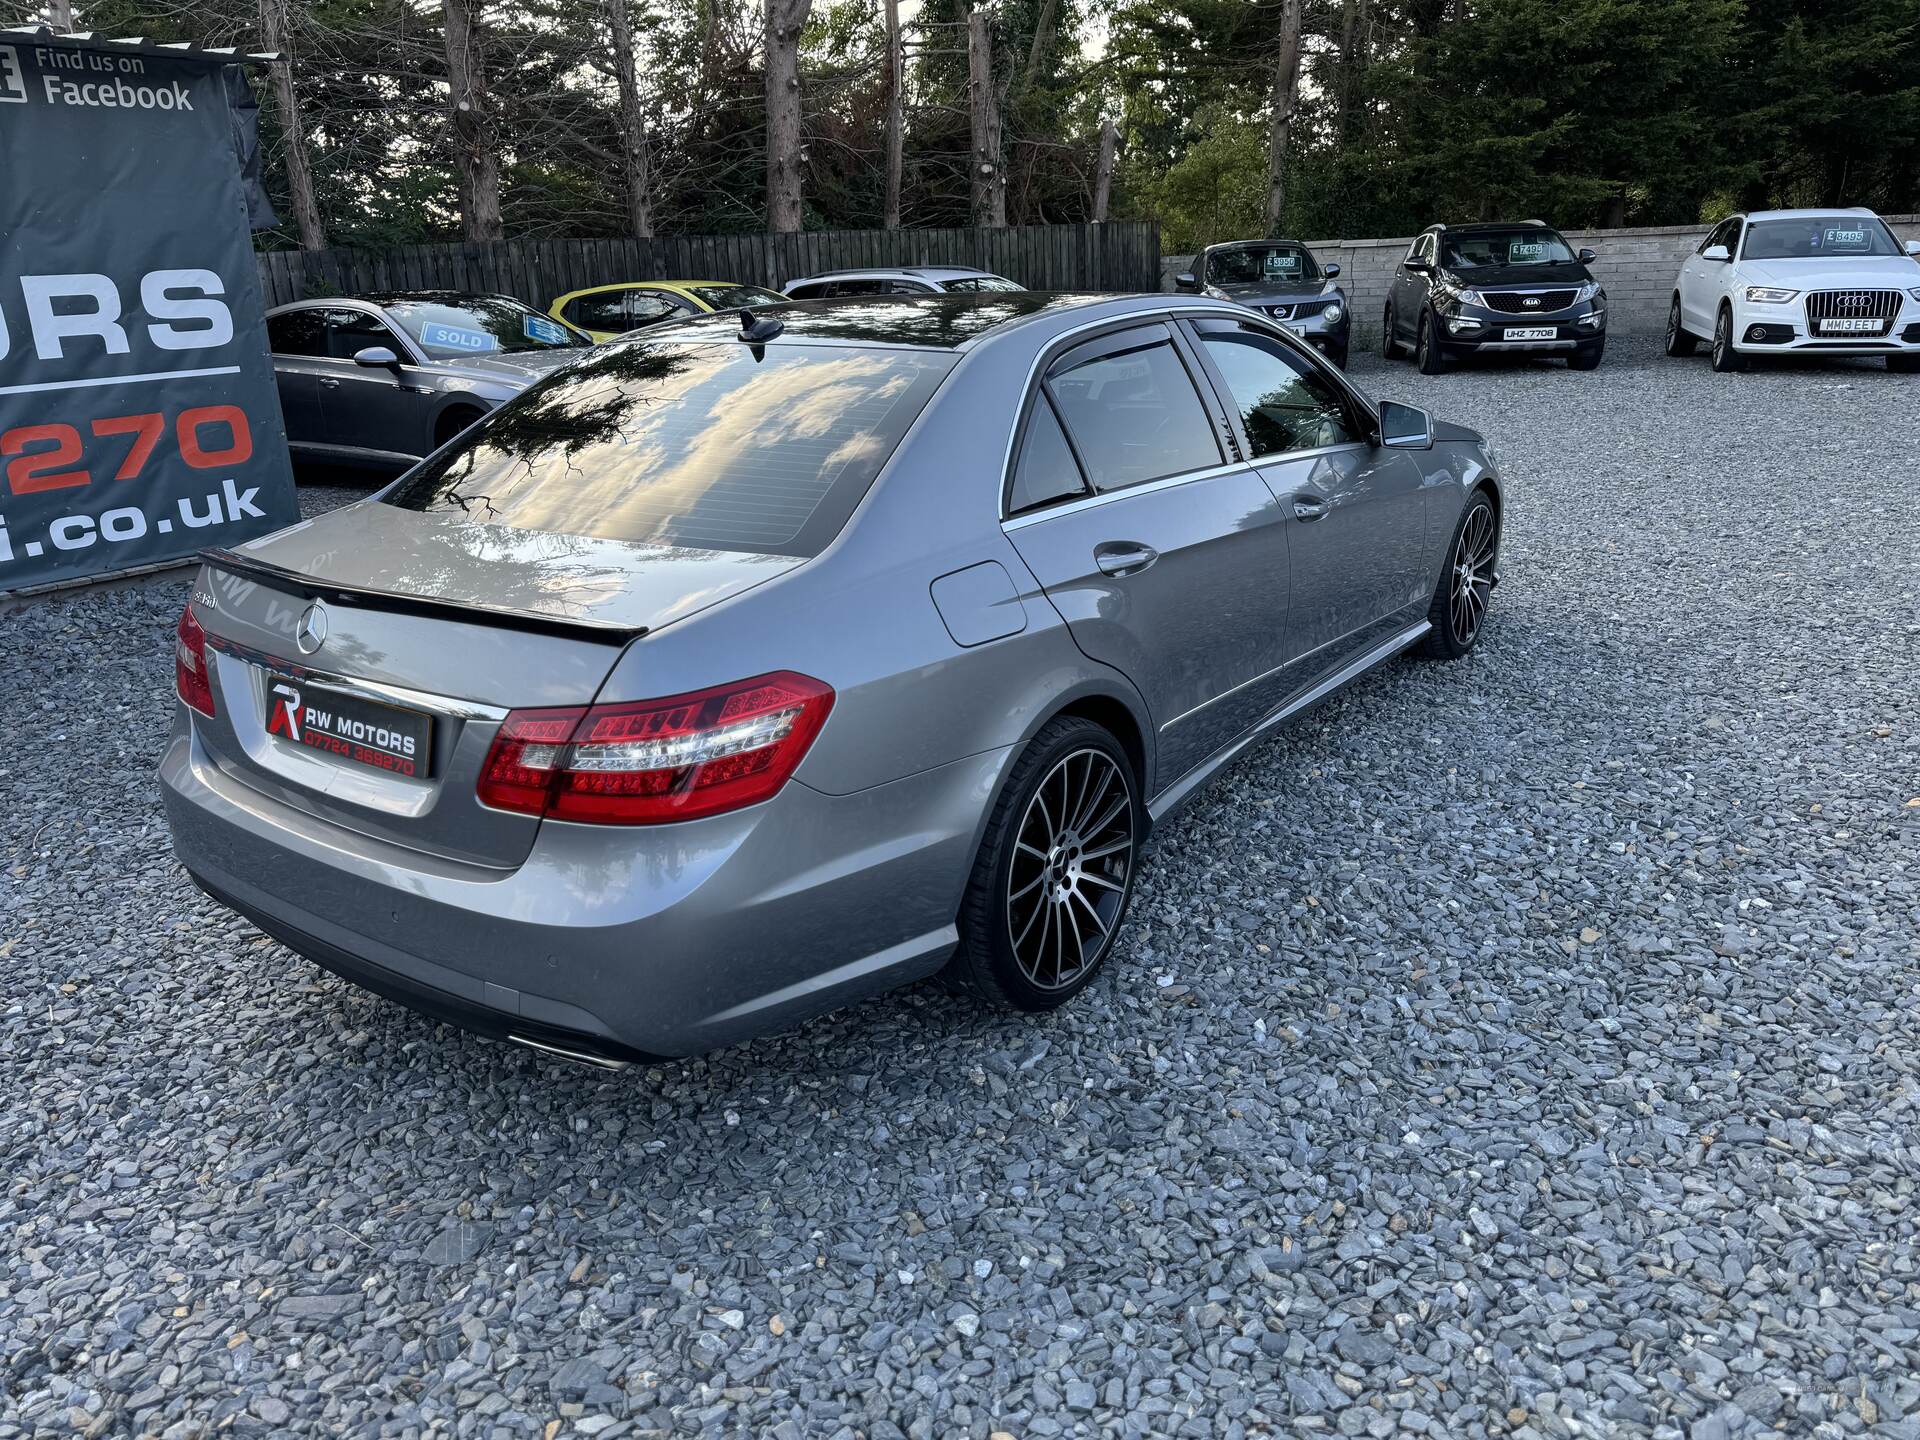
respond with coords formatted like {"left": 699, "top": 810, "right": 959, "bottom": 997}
{"left": 383, "top": 340, "right": 953, "bottom": 557}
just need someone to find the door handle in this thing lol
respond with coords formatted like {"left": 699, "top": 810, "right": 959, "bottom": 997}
{"left": 1094, "top": 542, "right": 1158, "bottom": 577}
{"left": 1293, "top": 494, "right": 1329, "bottom": 522}
{"left": 319, "top": 377, "right": 341, "bottom": 389}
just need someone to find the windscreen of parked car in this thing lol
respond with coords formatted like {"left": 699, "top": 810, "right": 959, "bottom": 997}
{"left": 383, "top": 340, "right": 954, "bottom": 557}
{"left": 384, "top": 298, "right": 590, "bottom": 359}
{"left": 940, "top": 275, "right": 1026, "bottom": 293}
{"left": 1742, "top": 218, "right": 1904, "bottom": 260}
{"left": 687, "top": 284, "right": 787, "bottom": 309}
{"left": 1205, "top": 245, "right": 1321, "bottom": 286}
{"left": 1442, "top": 230, "right": 1576, "bottom": 268}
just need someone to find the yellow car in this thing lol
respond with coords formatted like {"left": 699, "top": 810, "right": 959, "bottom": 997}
{"left": 548, "top": 280, "right": 788, "bottom": 341}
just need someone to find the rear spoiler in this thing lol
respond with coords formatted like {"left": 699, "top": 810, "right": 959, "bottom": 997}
{"left": 197, "top": 548, "right": 650, "bottom": 645}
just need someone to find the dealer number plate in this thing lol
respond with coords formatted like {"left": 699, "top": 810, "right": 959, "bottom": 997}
{"left": 1816, "top": 317, "right": 1879, "bottom": 334}
{"left": 1503, "top": 326, "right": 1556, "bottom": 341}
{"left": 264, "top": 674, "right": 433, "bottom": 779}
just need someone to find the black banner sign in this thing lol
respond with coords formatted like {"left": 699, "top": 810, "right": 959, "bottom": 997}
{"left": 0, "top": 37, "right": 296, "bottom": 590}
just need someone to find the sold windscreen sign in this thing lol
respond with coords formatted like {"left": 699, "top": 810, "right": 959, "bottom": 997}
{"left": 0, "top": 39, "right": 296, "bottom": 590}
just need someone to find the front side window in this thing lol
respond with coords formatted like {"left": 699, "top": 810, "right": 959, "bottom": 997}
{"left": 1008, "top": 396, "right": 1088, "bottom": 513}
{"left": 1047, "top": 337, "right": 1221, "bottom": 493}
{"left": 383, "top": 297, "right": 589, "bottom": 359}
{"left": 625, "top": 295, "right": 684, "bottom": 329}
{"left": 1204, "top": 245, "right": 1321, "bottom": 286}
{"left": 383, "top": 340, "right": 954, "bottom": 557}
{"left": 325, "top": 309, "right": 406, "bottom": 361}
{"left": 267, "top": 309, "right": 328, "bottom": 357}
{"left": 1742, "top": 217, "right": 1903, "bottom": 260}
{"left": 1443, "top": 228, "right": 1575, "bottom": 268}
{"left": 1196, "top": 327, "right": 1356, "bottom": 456}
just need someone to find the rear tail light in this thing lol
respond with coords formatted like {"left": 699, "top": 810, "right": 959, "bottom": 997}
{"left": 479, "top": 672, "right": 834, "bottom": 825}
{"left": 174, "top": 606, "right": 216, "bottom": 718}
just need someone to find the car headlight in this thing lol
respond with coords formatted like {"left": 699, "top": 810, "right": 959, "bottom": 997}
{"left": 1908, "top": 287, "right": 1920, "bottom": 302}
{"left": 1575, "top": 281, "right": 1601, "bottom": 303}
{"left": 1745, "top": 286, "right": 1799, "bottom": 304}
{"left": 1321, "top": 302, "right": 1344, "bottom": 324}
{"left": 1452, "top": 288, "right": 1488, "bottom": 308}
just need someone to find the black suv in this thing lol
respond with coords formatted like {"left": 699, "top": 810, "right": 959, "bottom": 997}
{"left": 1383, "top": 221, "right": 1607, "bottom": 372}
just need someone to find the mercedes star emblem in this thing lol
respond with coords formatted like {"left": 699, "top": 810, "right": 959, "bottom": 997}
{"left": 295, "top": 603, "right": 328, "bottom": 655}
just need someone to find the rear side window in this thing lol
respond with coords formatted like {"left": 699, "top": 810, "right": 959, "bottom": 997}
{"left": 1008, "top": 396, "right": 1088, "bottom": 514}
{"left": 563, "top": 292, "right": 632, "bottom": 331}
{"left": 1047, "top": 338, "right": 1221, "bottom": 492}
{"left": 383, "top": 340, "right": 954, "bottom": 557}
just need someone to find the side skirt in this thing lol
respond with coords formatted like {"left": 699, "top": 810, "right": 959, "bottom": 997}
{"left": 1146, "top": 619, "right": 1432, "bottom": 825}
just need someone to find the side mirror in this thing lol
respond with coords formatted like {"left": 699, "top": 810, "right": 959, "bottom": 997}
{"left": 1174, "top": 272, "right": 1198, "bottom": 292}
{"left": 1404, "top": 257, "right": 1432, "bottom": 274}
{"left": 1906, "top": 239, "right": 1920, "bottom": 256}
{"left": 1323, "top": 263, "right": 1342, "bottom": 279}
{"left": 1377, "top": 400, "right": 1433, "bottom": 450}
{"left": 1577, "top": 247, "right": 1597, "bottom": 264}
{"left": 353, "top": 346, "right": 401, "bottom": 369}
{"left": 1702, "top": 244, "right": 1731, "bottom": 263}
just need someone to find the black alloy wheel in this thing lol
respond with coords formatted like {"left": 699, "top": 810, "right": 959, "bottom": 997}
{"left": 1665, "top": 295, "right": 1699, "bottom": 357}
{"left": 1416, "top": 310, "right": 1449, "bottom": 374}
{"left": 1421, "top": 493, "right": 1498, "bottom": 660}
{"left": 1711, "top": 304, "right": 1745, "bottom": 372}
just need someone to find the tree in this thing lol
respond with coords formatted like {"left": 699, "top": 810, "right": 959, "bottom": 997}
{"left": 442, "top": 0, "right": 504, "bottom": 240}
{"left": 257, "top": 0, "right": 326, "bottom": 250}
{"left": 968, "top": 7, "right": 1008, "bottom": 226}
{"left": 765, "top": 0, "right": 814, "bottom": 232}
{"left": 606, "top": 0, "right": 654, "bottom": 237}
{"left": 1264, "top": 0, "right": 1303, "bottom": 233}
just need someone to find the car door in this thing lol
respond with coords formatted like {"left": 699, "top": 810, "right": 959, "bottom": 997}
{"left": 264, "top": 308, "right": 330, "bottom": 452}
{"left": 1184, "top": 316, "right": 1428, "bottom": 679}
{"left": 317, "top": 307, "right": 434, "bottom": 460}
{"left": 1683, "top": 219, "right": 1735, "bottom": 333}
{"left": 625, "top": 291, "right": 689, "bottom": 330}
{"left": 1391, "top": 235, "right": 1433, "bottom": 341}
{"left": 1002, "top": 321, "right": 1297, "bottom": 783}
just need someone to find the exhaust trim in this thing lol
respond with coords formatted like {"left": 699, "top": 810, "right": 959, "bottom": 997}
{"left": 508, "top": 1033, "right": 633, "bottom": 1072}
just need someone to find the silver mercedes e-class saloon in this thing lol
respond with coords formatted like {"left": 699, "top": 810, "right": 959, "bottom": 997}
{"left": 161, "top": 293, "right": 1503, "bottom": 1066}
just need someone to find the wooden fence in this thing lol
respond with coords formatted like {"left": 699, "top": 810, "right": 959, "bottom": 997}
{"left": 254, "top": 222, "right": 1163, "bottom": 310}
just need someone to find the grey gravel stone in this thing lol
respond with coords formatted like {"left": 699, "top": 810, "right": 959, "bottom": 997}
{"left": 4, "top": 349, "right": 1920, "bottom": 1436}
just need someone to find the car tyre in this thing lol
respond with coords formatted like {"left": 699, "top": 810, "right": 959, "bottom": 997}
{"left": 1326, "top": 336, "right": 1351, "bottom": 370}
{"left": 1665, "top": 295, "right": 1699, "bottom": 357}
{"left": 435, "top": 405, "right": 487, "bottom": 448}
{"left": 1419, "top": 490, "right": 1498, "bottom": 661}
{"left": 1567, "top": 339, "right": 1604, "bottom": 371}
{"left": 1888, "top": 354, "right": 1920, "bottom": 373}
{"left": 946, "top": 715, "right": 1140, "bottom": 1013}
{"left": 1415, "top": 311, "right": 1449, "bottom": 374}
{"left": 1710, "top": 304, "right": 1745, "bottom": 373}
{"left": 1382, "top": 303, "right": 1403, "bottom": 359}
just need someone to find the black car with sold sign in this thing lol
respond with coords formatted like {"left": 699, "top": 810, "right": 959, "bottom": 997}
{"left": 1383, "top": 221, "right": 1608, "bottom": 373}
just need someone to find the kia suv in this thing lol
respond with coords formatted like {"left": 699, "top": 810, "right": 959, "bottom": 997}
{"left": 1383, "top": 222, "right": 1606, "bottom": 373}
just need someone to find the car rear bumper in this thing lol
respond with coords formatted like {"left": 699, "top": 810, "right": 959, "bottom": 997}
{"left": 160, "top": 719, "right": 1007, "bottom": 1059}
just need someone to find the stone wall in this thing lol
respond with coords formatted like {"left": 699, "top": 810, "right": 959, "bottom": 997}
{"left": 1162, "top": 216, "right": 1920, "bottom": 342}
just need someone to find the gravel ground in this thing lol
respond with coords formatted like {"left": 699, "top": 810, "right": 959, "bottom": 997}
{"left": 5, "top": 338, "right": 1920, "bottom": 1439}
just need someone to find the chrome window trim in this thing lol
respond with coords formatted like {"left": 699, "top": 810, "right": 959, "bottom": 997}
{"left": 998, "top": 301, "right": 1377, "bottom": 526}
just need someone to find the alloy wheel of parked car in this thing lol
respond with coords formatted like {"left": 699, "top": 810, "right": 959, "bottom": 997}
{"left": 1711, "top": 304, "right": 1745, "bottom": 373}
{"left": 1665, "top": 296, "right": 1699, "bottom": 358}
{"left": 1381, "top": 302, "right": 1401, "bottom": 359}
{"left": 948, "top": 716, "right": 1138, "bottom": 1011}
{"left": 1421, "top": 492, "right": 1498, "bottom": 659}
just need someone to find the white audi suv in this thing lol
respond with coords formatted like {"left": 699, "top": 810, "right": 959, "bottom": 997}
{"left": 1666, "top": 208, "right": 1920, "bottom": 373}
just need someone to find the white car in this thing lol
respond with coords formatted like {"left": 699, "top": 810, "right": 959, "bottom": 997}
{"left": 1666, "top": 208, "right": 1920, "bottom": 373}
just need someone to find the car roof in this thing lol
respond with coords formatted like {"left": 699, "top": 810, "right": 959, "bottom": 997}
{"left": 569, "top": 280, "right": 773, "bottom": 292}
{"left": 1739, "top": 207, "right": 1878, "bottom": 222}
{"left": 790, "top": 266, "right": 1001, "bottom": 282}
{"left": 1204, "top": 239, "right": 1314, "bottom": 249}
{"left": 347, "top": 290, "right": 521, "bottom": 307}
{"left": 1427, "top": 220, "right": 1555, "bottom": 235}
{"left": 604, "top": 292, "right": 1207, "bottom": 353}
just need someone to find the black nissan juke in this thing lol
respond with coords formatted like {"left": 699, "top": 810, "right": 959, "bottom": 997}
{"left": 1383, "top": 221, "right": 1608, "bottom": 373}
